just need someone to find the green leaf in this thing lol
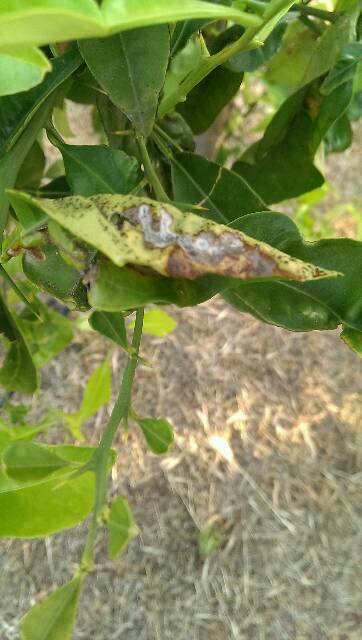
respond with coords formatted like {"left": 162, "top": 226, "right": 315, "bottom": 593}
{"left": 0, "top": 46, "right": 51, "bottom": 96}
{"left": 89, "top": 311, "right": 128, "bottom": 349}
{"left": 301, "top": 6, "right": 360, "bottom": 87}
{"left": 16, "top": 141, "right": 46, "bottom": 191}
{"left": 88, "top": 260, "right": 226, "bottom": 312}
{"left": 223, "top": 212, "right": 362, "bottom": 341}
{"left": 17, "top": 301, "right": 73, "bottom": 368}
{"left": 3, "top": 441, "right": 71, "bottom": 483}
{"left": 233, "top": 81, "right": 353, "bottom": 203}
{"left": 79, "top": 25, "right": 170, "bottom": 137}
{"left": 0, "top": 0, "right": 260, "bottom": 49}
{"left": 50, "top": 139, "right": 141, "bottom": 197}
{"left": 129, "top": 308, "right": 177, "bottom": 337}
{"left": 0, "top": 446, "right": 97, "bottom": 537}
{"left": 0, "top": 49, "right": 82, "bottom": 234}
{"left": 325, "top": 114, "right": 353, "bottom": 153}
{"left": 9, "top": 192, "right": 336, "bottom": 283}
{"left": 65, "top": 358, "right": 111, "bottom": 439}
{"left": 321, "top": 42, "right": 362, "bottom": 95}
{"left": 137, "top": 418, "right": 174, "bottom": 455}
{"left": 22, "top": 244, "right": 89, "bottom": 311}
{"left": 341, "top": 327, "right": 362, "bottom": 355}
{"left": 0, "top": 291, "right": 38, "bottom": 394}
{"left": 107, "top": 496, "right": 138, "bottom": 560}
{"left": 20, "top": 576, "right": 83, "bottom": 640}
{"left": 171, "top": 152, "right": 266, "bottom": 223}
{"left": 198, "top": 524, "right": 221, "bottom": 559}
{"left": 225, "top": 22, "right": 286, "bottom": 73}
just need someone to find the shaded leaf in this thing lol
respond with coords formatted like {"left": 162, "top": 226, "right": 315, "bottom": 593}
{"left": 51, "top": 139, "right": 141, "bottom": 197}
{"left": 137, "top": 418, "right": 174, "bottom": 455}
{"left": 321, "top": 41, "right": 362, "bottom": 95}
{"left": 21, "top": 576, "right": 82, "bottom": 640}
{"left": 107, "top": 496, "right": 138, "bottom": 560}
{"left": 16, "top": 141, "right": 46, "bottom": 191}
{"left": 17, "top": 302, "right": 73, "bottom": 368}
{"left": 0, "top": 291, "right": 38, "bottom": 394}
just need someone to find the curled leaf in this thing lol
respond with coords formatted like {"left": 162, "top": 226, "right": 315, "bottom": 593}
{"left": 8, "top": 192, "right": 338, "bottom": 282}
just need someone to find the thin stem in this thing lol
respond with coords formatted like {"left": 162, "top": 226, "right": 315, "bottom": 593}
{"left": 295, "top": 4, "right": 339, "bottom": 23}
{"left": 82, "top": 308, "right": 144, "bottom": 566}
{"left": 137, "top": 137, "right": 169, "bottom": 202}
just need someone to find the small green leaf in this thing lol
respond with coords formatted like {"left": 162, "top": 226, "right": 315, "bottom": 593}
{"left": 89, "top": 311, "right": 128, "bottom": 348}
{"left": 21, "top": 576, "right": 83, "bottom": 640}
{"left": 321, "top": 42, "right": 362, "bottom": 96}
{"left": 137, "top": 418, "right": 174, "bottom": 455}
{"left": 107, "top": 496, "right": 138, "bottom": 560}
{"left": 129, "top": 308, "right": 177, "bottom": 337}
{"left": 3, "top": 441, "right": 70, "bottom": 483}
{"left": 0, "top": 45, "right": 51, "bottom": 96}
{"left": 65, "top": 358, "right": 111, "bottom": 438}
{"left": 340, "top": 327, "right": 362, "bottom": 355}
{"left": 17, "top": 301, "right": 73, "bottom": 368}
{"left": 198, "top": 524, "right": 221, "bottom": 559}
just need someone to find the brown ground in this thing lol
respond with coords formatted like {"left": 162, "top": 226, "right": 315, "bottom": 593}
{"left": 0, "top": 108, "right": 361, "bottom": 640}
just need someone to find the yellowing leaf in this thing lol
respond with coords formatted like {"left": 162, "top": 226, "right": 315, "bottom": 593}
{"left": 8, "top": 192, "right": 339, "bottom": 283}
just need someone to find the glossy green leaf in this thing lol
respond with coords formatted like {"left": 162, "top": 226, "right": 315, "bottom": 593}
{"left": 0, "top": 445, "right": 97, "bottom": 537}
{"left": 137, "top": 418, "right": 174, "bottom": 455}
{"left": 171, "top": 152, "right": 266, "bottom": 222}
{"left": 22, "top": 245, "right": 89, "bottom": 311}
{"left": 223, "top": 212, "right": 362, "bottom": 343}
{"left": 0, "top": 0, "right": 260, "bottom": 49}
{"left": 0, "top": 291, "right": 38, "bottom": 394}
{"left": 21, "top": 576, "right": 83, "bottom": 640}
{"left": 0, "top": 46, "right": 51, "bottom": 96}
{"left": 51, "top": 139, "right": 141, "bottom": 197}
{"left": 80, "top": 25, "right": 170, "bottom": 136}
{"left": 89, "top": 311, "right": 128, "bottom": 349}
{"left": 321, "top": 42, "right": 362, "bottom": 95}
{"left": 107, "top": 496, "right": 138, "bottom": 560}
{"left": 3, "top": 441, "right": 70, "bottom": 483}
{"left": 65, "top": 358, "right": 111, "bottom": 438}
{"left": 129, "top": 308, "right": 177, "bottom": 337}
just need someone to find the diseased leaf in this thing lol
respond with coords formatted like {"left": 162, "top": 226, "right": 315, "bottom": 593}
{"left": 137, "top": 418, "right": 174, "bottom": 455}
{"left": 0, "top": 46, "right": 51, "bottom": 96}
{"left": 21, "top": 576, "right": 83, "bottom": 640}
{"left": 3, "top": 441, "right": 71, "bottom": 483}
{"left": 8, "top": 192, "right": 337, "bottom": 283}
{"left": 80, "top": 25, "right": 170, "bottom": 136}
{"left": 107, "top": 496, "right": 138, "bottom": 560}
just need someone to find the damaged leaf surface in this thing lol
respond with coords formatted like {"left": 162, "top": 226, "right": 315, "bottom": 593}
{"left": 8, "top": 191, "right": 338, "bottom": 283}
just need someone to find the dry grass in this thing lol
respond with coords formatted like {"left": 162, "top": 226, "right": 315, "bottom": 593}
{"left": 0, "top": 300, "right": 361, "bottom": 640}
